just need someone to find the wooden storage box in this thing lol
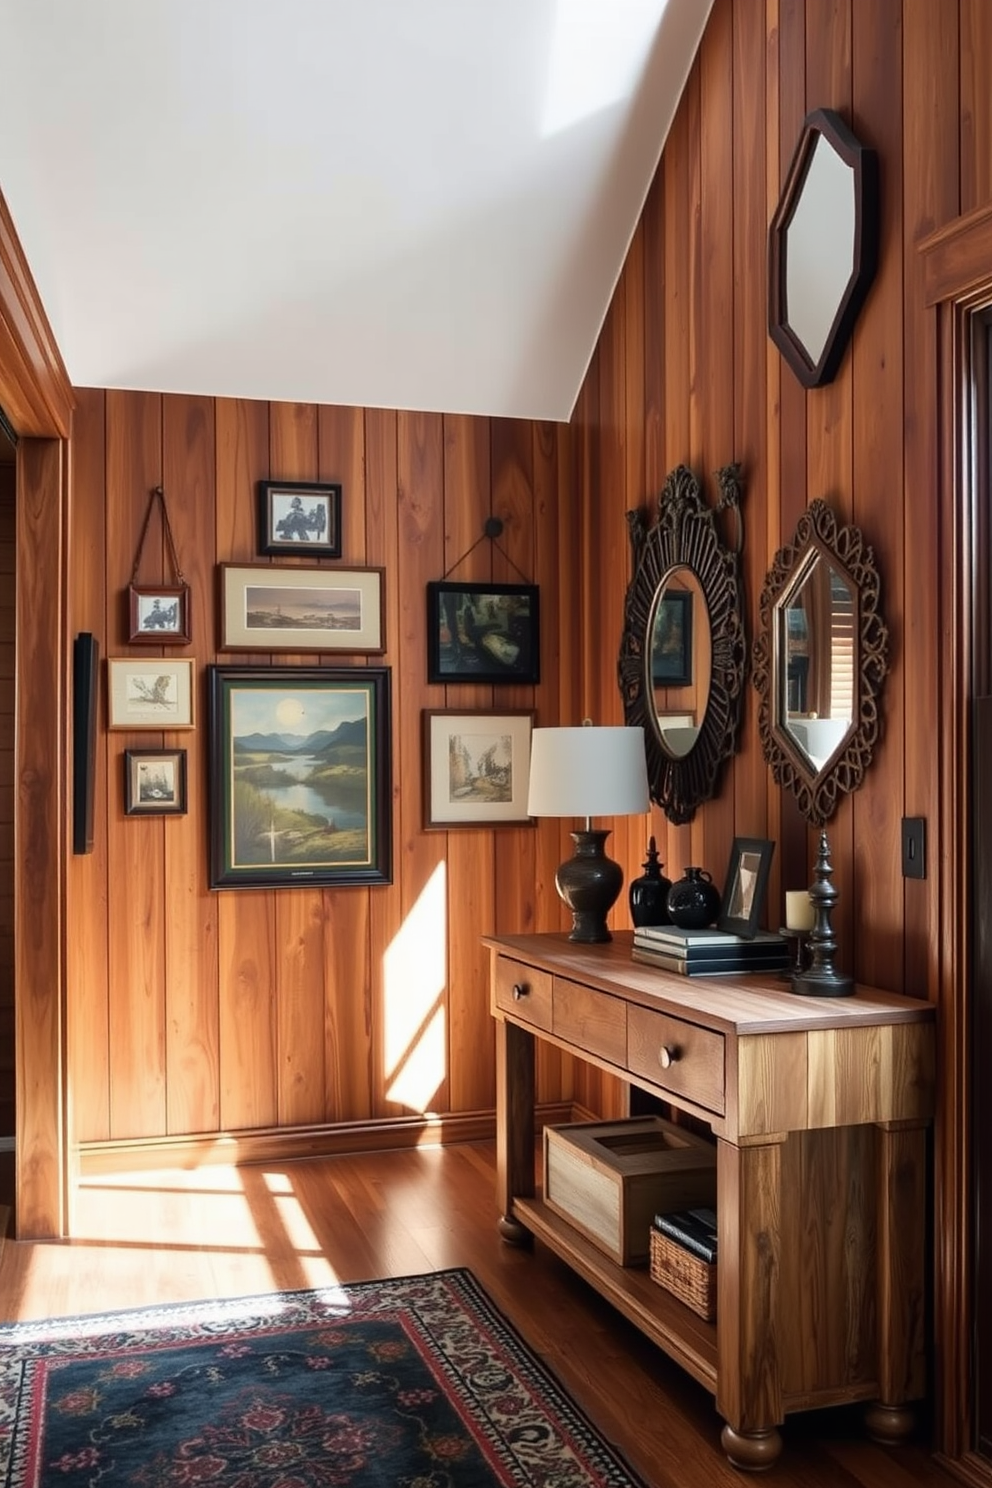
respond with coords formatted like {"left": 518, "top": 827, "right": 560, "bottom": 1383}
{"left": 649, "top": 1225, "right": 717, "bottom": 1321}
{"left": 543, "top": 1116, "right": 717, "bottom": 1266}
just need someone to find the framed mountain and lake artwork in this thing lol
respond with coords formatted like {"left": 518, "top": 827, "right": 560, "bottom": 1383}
{"left": 207, "top": 665, "right": 392, "bottom": 889}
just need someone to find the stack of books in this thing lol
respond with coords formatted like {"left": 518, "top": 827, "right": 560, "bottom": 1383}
{"left": 631, "top": 924, "right": 790, "bottom": 976}
{"left": 652, "top": 1206, "right": 719, "bottom": 1264}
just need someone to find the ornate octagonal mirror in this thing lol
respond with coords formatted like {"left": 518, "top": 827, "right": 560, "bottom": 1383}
{"left": 769, "top": 108, "right": 879, "bottom": 388}
{"left": 752, "top": 499, "right": 889, "bottom": 825}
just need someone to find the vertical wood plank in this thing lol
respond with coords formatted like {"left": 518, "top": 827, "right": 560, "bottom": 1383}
{"left": 162, "top": 394, "right": 219, "bottom": 1134}
{"left": 960, "top": 0, "right": 992, "bottom": 214}
{"left": 66, "top": 388, "right": 110, "bottom": 1142}
{"left": 269, "top": 402, "right": 326, "bottom": 1126}
{"left": 105, "top": 392, "right": 167, "bottom": 1138}
{"left": 215, "top": 398, "right": 278, "bottom": 1131}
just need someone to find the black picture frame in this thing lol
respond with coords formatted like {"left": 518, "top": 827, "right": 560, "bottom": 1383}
{"left": 718, "top": 837, "right": 775, "bottom": 939}
{"left": 124, "top": 748, "right": 188, "bottom": 816}
{"left": 128, "top": 583, "right": 191, "bottom": 645}
{"left": 427, "top": 581, "right": 540, "bottom": 685}
{"left": 207, "top": 665, "right": 392, "bottom": 890}
{"left": 650, "top": 590, "right": 693, "bottom": 687}
{"left": 72, "top": 632, "right": 99, "bottom": 854}
{"left": 257, "top": 480, "right": 342, "bottom": 557}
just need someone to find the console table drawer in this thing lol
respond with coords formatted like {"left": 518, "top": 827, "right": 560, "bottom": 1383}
{"left": 628, "top": 1005, "right": 726, "bottom": 1115}
{"left": 494, "top": 957, "right": 553, "bottom": 1032}
{"left": 554, "top": 978, "right": 626, "bottom": 1065}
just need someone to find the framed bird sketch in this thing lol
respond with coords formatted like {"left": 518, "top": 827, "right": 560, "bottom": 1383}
{"left": 107, "top": 659, "right": 195, "bottom": 730}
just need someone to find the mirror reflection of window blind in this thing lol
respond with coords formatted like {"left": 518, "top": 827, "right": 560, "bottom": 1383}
{"left": 829, "top": 571, "right": 855, "bottom": 718}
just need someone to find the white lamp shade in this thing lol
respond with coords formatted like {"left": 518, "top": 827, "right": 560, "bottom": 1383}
{"left": 527, "top": 726, "right": 650, "bottom": 819}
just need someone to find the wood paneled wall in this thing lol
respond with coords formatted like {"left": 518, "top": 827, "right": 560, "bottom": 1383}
{"left": 66, "top": 397, "right": 580, "bottom": 1145}
{"left": 0, "top": 464, "right": 13, "bottom": 1138}
{"left": 63, "top": 0, "right": 989, "bottom": 1152}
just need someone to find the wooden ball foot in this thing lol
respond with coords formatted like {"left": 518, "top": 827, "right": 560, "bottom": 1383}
{"left": 497, "top": 1213, "right": 532, "bottom": 1246}
{"left": 720, "top": 1424, "right": 783, "bottom": 1471}
{"left": 864, "top": 1401, "right": 915, "bottom": 1444}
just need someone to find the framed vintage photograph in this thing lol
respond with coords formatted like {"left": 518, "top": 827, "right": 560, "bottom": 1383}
{"left": 124, "top": 748, "right": 188, "bottom": 816}
{"left": 107, "top": 658, "right": 195, "bottom": 730}
{"left": 650, "top": 589, "right": 692, "bottom": 687}
{"left": 257, "top": 479, "right": 342, "bottom": 557}
{"left": 427, "top": 582, "right": 539, "bottom": 685}
{"left": 220, "top": 564, "right": 384, "bottom": 653}
{"left": 422, "top": 710, "right": 535, "bottom": 828}
{"left": 207, "top": 665, "right": 392, "bottom": 889}
{"left": 128, "top": 583, "right": 191, "bottom": 645}
{"left": 718, "top": 837, "right": 775, "bottom": 939}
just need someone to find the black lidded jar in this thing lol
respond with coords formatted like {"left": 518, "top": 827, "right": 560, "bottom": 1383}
{"left": 628, "top": 837, "right": 673, "bottom": 927}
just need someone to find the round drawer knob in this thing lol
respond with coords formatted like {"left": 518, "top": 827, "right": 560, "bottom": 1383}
{"left": 512, "top": 983, "right": 528, "bottom": 1001}
{"left": 659, "top": 1044, "right": 680, "bottom": 1069}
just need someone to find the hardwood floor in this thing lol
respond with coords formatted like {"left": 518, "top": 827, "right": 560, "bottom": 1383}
{"left": 0, "top": 1140, "right": 962, "bottom": 1488}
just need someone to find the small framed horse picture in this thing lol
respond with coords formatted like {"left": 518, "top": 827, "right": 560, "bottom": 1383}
{"left": 257, "top": 480, "right": 342, "bottom": 558}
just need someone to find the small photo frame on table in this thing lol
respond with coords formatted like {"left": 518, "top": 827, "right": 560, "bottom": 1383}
{"left": 124, "top": 749, "right": 188, "bottom": 816}
{"left": 423, "top": 710, "right": 535, "bottom": 828}
{"left": 718, "top": 837, "right": 775, "bottom": 938}
{"left": 107, "top": 658, "right": 195, "bottom": 730}
{"left": 220, "top": 564, "right": 384, "bottom": 653}
{"left": 427, "top": 582, "right": 539, "bottom": 684}
{"left": 207, "top": 665, "right": 392, "bottom": 889}
{"left": 257, "top": 480, "right": 342, "bottom": 557}
{"left": 128, "top": 584, "right": 191, "bottom": 645}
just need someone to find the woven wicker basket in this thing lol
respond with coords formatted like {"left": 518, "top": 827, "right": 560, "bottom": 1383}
{"left": 649, "top": 1226, "right": 717, "bottom": 1321}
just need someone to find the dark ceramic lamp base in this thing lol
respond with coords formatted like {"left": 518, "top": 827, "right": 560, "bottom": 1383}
{"left": 555, "top": 829, "right": 623, "bottom": 943}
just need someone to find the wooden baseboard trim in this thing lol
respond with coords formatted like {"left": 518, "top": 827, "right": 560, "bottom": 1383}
{"left": 77, "top": 1103, "right": 577, "bottom": 1178}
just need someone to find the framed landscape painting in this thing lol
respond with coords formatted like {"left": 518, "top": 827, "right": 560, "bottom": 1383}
{"left": 220, "top": 564, "right": 384, "bottom": 653}
{"left": 208, "top": 665, "right": 392, "bottom": 889}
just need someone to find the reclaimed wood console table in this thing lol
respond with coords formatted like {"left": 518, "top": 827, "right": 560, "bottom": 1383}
{"left": 485, "top": 931, "right": 935, "bottom": 1469}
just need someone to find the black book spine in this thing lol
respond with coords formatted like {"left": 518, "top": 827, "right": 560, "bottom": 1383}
{"left": 653, "top": 1215, "right": 718, "bottom": 1264}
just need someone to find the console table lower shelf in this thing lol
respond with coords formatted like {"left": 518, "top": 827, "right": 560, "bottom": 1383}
{"left": 486, "top": 932, "right": 936, "bottom": 1471}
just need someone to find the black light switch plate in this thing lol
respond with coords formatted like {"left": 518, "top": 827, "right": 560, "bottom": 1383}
{"left": 902, "top": 817, "right": 926, "bottom": 879}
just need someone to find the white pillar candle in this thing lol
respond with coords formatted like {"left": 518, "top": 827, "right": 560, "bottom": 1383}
{"left": 785, "top": 890, "right": 815, "bottom": 932}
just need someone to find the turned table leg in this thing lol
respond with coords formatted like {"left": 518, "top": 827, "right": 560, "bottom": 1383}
{"left": 494, "top": 1015, "right": 535, "bottom": 1244}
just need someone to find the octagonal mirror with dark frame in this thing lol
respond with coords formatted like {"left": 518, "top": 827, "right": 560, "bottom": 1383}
{"left": 618, "top": 463, "right": 747, "bottom": 825}
{"left": 752, "top": 499, "right": 889, "bottom": 826}
{"left": 769, "top": 107, "right": 880, "bottom": 389}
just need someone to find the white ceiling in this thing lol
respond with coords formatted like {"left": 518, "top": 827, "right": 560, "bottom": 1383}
{"left": 0, "top": 0, "right": 712, "bottom": 423}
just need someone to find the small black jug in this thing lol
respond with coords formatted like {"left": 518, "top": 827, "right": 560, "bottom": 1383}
{"left": 628, "top": 837, "right": 672, "bottom": 927}
{"left": 667, "top": 866, "right": 720, "bottom": 929}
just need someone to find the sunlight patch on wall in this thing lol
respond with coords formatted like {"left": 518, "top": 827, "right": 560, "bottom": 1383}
{"left": 541, "top": 0, "right": 669, "bottom": 137}
{"left": 384, "top": 863, "right": 447, "bottom": 1113}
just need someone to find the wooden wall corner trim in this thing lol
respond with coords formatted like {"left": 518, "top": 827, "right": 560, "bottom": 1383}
{"left": 0, "top": 190, "right": 73, "bottom": 437}
{"left": 920, "top": 200, "right": 992, "bottom": 309}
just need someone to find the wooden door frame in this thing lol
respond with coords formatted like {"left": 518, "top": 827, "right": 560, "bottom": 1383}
{"left": 921, "top": 201, "right": 992, "bottom": 1479}
{"left": 1, "top": 189, "right": 75, "bottom": 1238}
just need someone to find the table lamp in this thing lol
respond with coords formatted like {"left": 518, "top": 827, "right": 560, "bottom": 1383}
{"left": 527, "top": 723, "right": 650, "bottom": 943}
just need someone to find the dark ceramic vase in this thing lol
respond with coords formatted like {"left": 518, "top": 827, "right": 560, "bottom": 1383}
{"left": 667, "top": 866, "right": 720, "bottom": 929}
{"left": 628, "top": 837, "right": 672, "bottom": 927}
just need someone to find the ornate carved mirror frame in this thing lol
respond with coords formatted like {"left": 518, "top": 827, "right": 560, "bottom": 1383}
{"left": 618, "top": 464, "right": 746, "bottom": 825}
{"left": 769, "top": 107, "right": 880, "bottom": 389}
{"left": 752, "top": 499, "right": 889, "bottom": 825}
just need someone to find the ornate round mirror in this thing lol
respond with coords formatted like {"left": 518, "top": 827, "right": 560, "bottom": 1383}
{"left": 647, "top": 567, "right": 712, "bottom": 759}
{"left": 752, "top": 499, "right": 888, "bottom": 824}
{"left": 769, "top": 108, "right": 879, "bottom": 389}
{"left": 619, "top": 464, "right": 746, "bottom": 824}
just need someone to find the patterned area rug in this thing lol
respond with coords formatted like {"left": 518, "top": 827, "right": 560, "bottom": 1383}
{"left": 0, "top": 1267, "right": 648, "bottom": 1487}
